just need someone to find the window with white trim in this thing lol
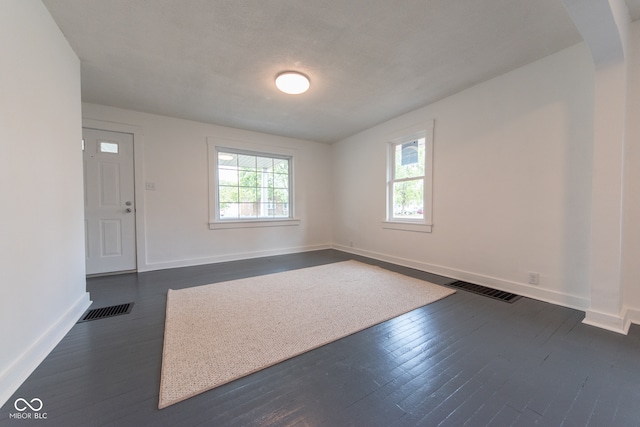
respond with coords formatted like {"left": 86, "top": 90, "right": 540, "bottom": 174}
{"left": 208, "top": 139, "right": 299, "bottom": 229}
{"left": 384, "top": 122, "right": 434, "bottom": 233}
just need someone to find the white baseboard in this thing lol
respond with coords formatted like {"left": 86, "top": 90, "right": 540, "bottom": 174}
{"left": 0, "top": 292, "right": 91, "bottom": 410}
{"left": 583, "top": 308, "right": 631, "bottom": 335}
{"left": 625, "top": 307, "right": 640, "bottom": 330}
{"left": 332, "top": 244, "right": 590, "bottom": 312}
{"left": 583, "top": 306, "right": 640, "bottom": 335}
{"left": 138, "top": 244, "right": 332, "bottom": 272}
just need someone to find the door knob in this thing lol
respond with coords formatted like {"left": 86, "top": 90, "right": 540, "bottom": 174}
{"left": 125, "top": 208, "right": 132, "bottom": 213}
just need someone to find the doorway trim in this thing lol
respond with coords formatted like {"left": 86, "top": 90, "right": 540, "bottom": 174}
{"left": 82, "top": 118, "right": 147, "bottom": 272}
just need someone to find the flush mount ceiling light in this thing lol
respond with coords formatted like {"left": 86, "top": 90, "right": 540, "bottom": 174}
{"left": 275, "top": 71, "right": 310, "bottom": 95}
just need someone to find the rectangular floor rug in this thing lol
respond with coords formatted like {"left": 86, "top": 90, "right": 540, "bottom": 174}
{"left": 159, "top": 260, "right": 455, "bottom": 408}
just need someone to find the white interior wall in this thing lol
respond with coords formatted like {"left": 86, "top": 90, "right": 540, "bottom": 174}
{"left": 623, "top": 20, "right": 640, "bottom": 317}
{"left": 81, "top": 104, "right": 333, "bottom": 271}
{"left": 566, "top": 0, "right": 631, "bottom": 333}
{"left": 332, "top": 43, "right": 595, "bottom": 310}
{"left": 0, "top": 0, "right": 90, "bottom": 407}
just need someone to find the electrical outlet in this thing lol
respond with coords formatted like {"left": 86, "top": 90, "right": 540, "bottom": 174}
{"left": 528, "top": 272, "right": 540, "bottom": 285}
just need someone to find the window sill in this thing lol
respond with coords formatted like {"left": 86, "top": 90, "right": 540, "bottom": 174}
{"left": 209, "top": 218, "right": 301, "bottom": 230}
{"left": 382, "top": 221, "right": 432, "bottom": 233}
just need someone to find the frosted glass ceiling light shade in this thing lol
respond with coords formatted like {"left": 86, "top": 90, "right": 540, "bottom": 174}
{"left": 275, "top": 71, "right": 310, "bottom": 94}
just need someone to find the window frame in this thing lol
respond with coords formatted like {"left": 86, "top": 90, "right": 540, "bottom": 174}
{"left": 383, "top": 121, "right": 434, "bottom": 233}
{"left": 207, "top": 138, "right": 299, "bottom": 230}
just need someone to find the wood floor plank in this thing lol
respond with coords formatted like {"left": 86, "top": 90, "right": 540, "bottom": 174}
{"left": 2, "top": 249, "right": 640, "bottom": 426}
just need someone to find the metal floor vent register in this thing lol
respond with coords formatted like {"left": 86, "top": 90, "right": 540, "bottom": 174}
{"left": 78, "top": 303, "right": 134, "bottom": 322}
{"left": 447, "top": 281, "right": 521, "bottom": 303}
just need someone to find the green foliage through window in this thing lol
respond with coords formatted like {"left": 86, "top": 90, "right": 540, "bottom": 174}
{"left": 217, "top": 150, "right": 291, "bottom": 219}
{"left": 390, "top": 138, "right": 425, "bottom": 220}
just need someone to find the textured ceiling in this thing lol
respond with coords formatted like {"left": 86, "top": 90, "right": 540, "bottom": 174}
{"left": 43, "top": 0, "right": 587, "bottom": 143}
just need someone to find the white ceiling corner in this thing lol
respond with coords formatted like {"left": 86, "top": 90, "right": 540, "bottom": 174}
{"left": 625, "top": 0, "right": 640, "bottom": 20}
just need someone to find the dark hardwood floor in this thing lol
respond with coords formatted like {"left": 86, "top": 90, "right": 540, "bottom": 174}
{"left": 2, "top": 250, "right": 640, "bottom": 426}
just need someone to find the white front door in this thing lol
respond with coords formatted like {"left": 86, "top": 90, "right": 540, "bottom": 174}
{"left": 83, "top": 128, "right": 136, "bottom": 275}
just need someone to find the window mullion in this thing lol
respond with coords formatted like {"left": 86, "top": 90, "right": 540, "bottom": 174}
{"left": 391, "top": 176, "right": 423, "bottom": 185}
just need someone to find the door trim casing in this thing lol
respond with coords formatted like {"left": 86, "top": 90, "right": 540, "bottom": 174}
{"left": 82, "top": 118, "right": 147, "bottom": 273}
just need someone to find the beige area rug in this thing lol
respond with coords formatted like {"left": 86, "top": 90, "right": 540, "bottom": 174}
{"left": 158, "top": 260, "right": 455, "bottom": 408}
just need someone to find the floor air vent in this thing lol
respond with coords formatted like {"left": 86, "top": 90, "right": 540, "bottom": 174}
{"left": 78, "top": 303, "right": 134, "bottom": 322}
{"left": 447, "top": 281, "right": 521, "bottom": 303}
